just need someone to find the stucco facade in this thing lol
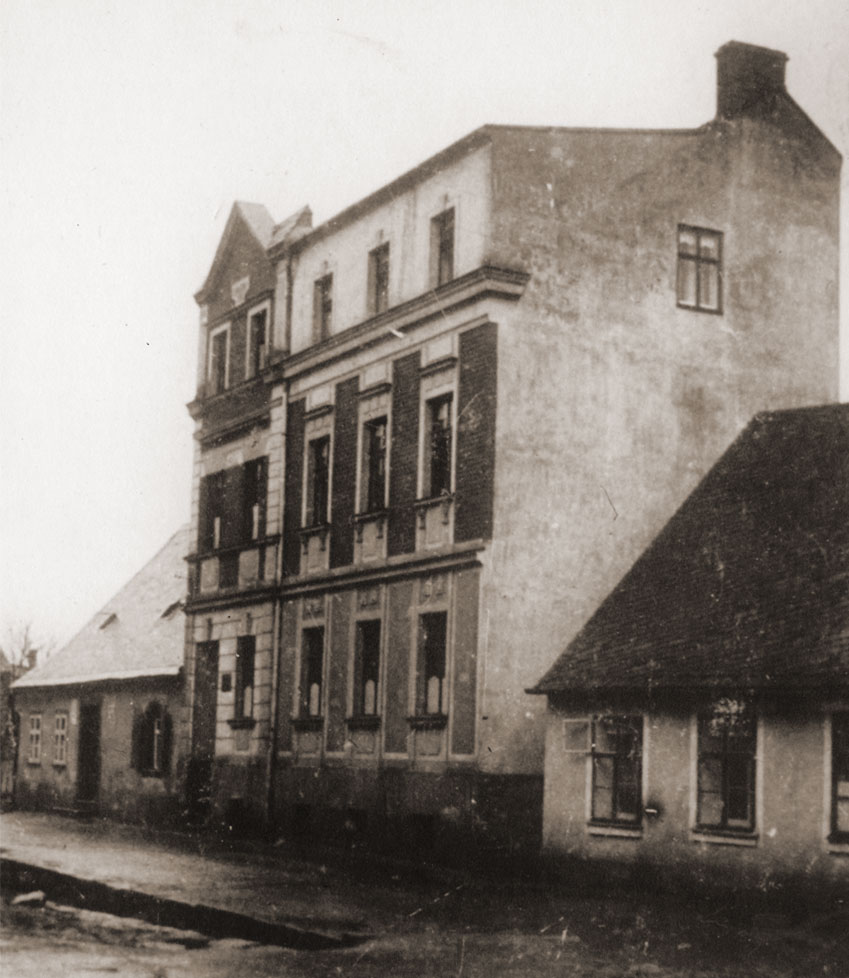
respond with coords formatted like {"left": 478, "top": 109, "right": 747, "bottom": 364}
{"left": 183, "top": 42, "right": 841, "bottom": 857}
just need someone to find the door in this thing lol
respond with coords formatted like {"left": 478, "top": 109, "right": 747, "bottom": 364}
{"left": 77, "top": 702, "right": 101, "bottom": 805}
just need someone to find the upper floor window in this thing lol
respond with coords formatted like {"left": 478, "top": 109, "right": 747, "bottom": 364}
{"left": 301, "top": 627, "right": 325, "bottom": 717}
{"left": 246, "top": 306, "right": 268, "bottom": 379}
{"left": 208, "top": 324, "right": 230, "bottom": 394}
{"left": 677, "top": 226, "right": 722, "bottom": 313}
{"left": 243, "top": 457, "right": 268, "bottom": 542}
{"left": 354, "top": 619, "right": 381, "bottom": 717}
{"left": 368, "top": 242, "right": 390, "bottom": 316}
{"left": 360, "top": 416, "right": 387, "bottom": 514}
{"left": 53, "top": 713, "right": 68, "bottom": 766}
{"left": 198, "top": 458, "right": 268, "bottom": 553}
{"left": 27, "top": 714, "right": 42, "bottom": 763}
{"left": 417, "top": 611, "right": 447, "bottom": 716}
{"left": 423, "top": 393, "right": 453, "bottom": 498}
{"left": 696, "top": 701, "right": 756, "bottom": 833}
{"left": 234, "top": 636, "right": 255, "bottom": 722}
{"left": 305, "top": 436, "right": 331, "bottom": 527}
{"left": 831, "top": 713, "right": 849, "bottom": 842}
{"left": 591, "top": 715, "right": 642, "bottom": 826}
{"left": 313, "top": 274, "right": 333, "bottom": 343}
{"left": 431, "top": 208, "right": 455, "bottom": 287}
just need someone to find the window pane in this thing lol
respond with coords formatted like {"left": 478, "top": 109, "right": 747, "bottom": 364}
{"left": 615, "top": 769, "right": 640, "bottom": 820}
{"left": 427, "top": 395, "right": 453, "bottom": 497}
{"left": 699, "top": 233, "right": 720, "bottom": 260}
{"left": 699, "top": 263, "right": 720, "bottom": 310}
{"left": 698, "top": 756, "right": 723, "bottom": 796}
{"left": 677, "top": 259, "right": 697, "bottom": 305}
{"left": 678, "top": 229, "right": 698, "bottom": 256}
{"left": 592, "top": 783, "right": 613, "bottom": 821}
{"left": 593, "top": 755, "right": 613, "bottom": 790}
{"left": 837, "top": 799, "right": 849, "bottom": 834}
{"left": 698, "top": 791, "right": 725, "bottom": 827}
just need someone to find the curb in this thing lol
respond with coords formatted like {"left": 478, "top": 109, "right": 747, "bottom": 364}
{"left": 0, "top": 857, "right": 368, "bottom": 950}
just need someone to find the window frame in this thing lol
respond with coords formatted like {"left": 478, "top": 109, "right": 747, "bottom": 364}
{"left": 53, "top": 712, "right": 68, "bottom": 767}
{"left": 245, "top": 301, "right": 270, "bottom": 380}
{"left": 830, "top": 712, "right": 849, "bottom": 844}
{"left": 304, "top": 434, "right": 331, "bottom": 528}
{"left": 27, "top": 713, "right": 41, "bottom": 764}
{"left": 431, "top": 207, "right": 455, "bottom": 288}
{"left": 313, "top": 273, "right": 333, "bottom": 343}
{"left": 300, "top": 626, "right": 325, "bottom": 718}
{"left": 353, "top": 618, "right": 382, "bottom": 718}
{"left": 590, "top": 714, "right": 643, "bottom": 827}
{"left": 135, "top": 701, "right": 171, "bottom": 777}
{"left": 207, "top": 322, "right": 231, "bottom": 394}
{"left": 234, "top": 635, "right": 256, "bottom": 723}
{"left": 695, "top": 702, "right": 757, "bottom": 835}
{"left": 368, "top": 242, "right": 390, "bottom": 316}
{"left": 416, "top": 611, "right": 448, "bottom": 718}
{"left": 676, "top": 225, "right": 723, "bottom": 314}
{"left": 421, "top": 391, "right": 455, "bottom": 500}
{"left": 358, "top": 414, "right": 388, "bottom": 515}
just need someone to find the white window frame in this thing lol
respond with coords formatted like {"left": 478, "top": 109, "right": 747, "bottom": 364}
{"left": 53, "top": 712, "right": 68, "bottom": 766}
{"left": 207, "top": 322, "right": 231, "bottom": 393}
{"left": 245, "top": 300, "right": 271, "bottom": 379}
{"left": 28, "top": 714, "right": 42, "bottom": 764}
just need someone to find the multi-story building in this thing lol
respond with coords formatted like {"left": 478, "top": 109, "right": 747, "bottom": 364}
{"left": 183, "top": 42, "right": 841, "bottom": 856}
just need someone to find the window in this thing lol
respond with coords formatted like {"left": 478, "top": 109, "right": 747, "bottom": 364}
{"left": 677, "top": 225, "right": 722, "bottom": 313}
{"left": 313, "top": 274, "right": 333, "bottom": 342}
{"left": 417, "top": 612, "right": 447, "bottom": 716}
{"left": 354, "top": 620, "right": 381, "bottom": 716}
{"left": 208, "top": 325, "right": 230, "bottom": 394}
{"left": 53, "top": 713, "right": 68, "bottom": 766}
{"left": 368, "top": 242, "right": 390, "bottom": 315}
{"left": 423, "top": 393, "right": 453, "bottom": 498}
{"left": 27, "top": 714, "right": 41, "bottom": 763}
{"left": 234, "top": 636, "right": 255, "bottom": 722}
{"left": 431, "top": 208, "right": 455, "bottom": 287}
{"left": 591, "top": 715, "right": 642, "bottom": 825}
{"left": 696, "top": 701, "right": 756, "bottom": 832}
{"left": 360, "top": 416, "right": 387, "bottom": 514}
{"left": 198, "top": 458, "right": 268, "bottom": 553}
{"left": 246, "top": 306, "right": 268, "bottom": 378}
{"left": 306, "top": 436, "right": 330, "bottom": 526}
{"left": 831, "top": 713, "right": 849, "bottom": 842}
{"left": 133, "top": 702, "right": 172, "bottom": 776}
{"left": 301, "top": 627, "right": 325, "bottom": 717}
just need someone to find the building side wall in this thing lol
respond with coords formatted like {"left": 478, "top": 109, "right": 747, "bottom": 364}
{"left": 542, "top": 705, "right": 848, "bottom": 891}
{"left": 287, "top": 145, "right": 492, "bottom": 354}
{"left": 479, "top": 121, "right": 841, "bottom": 778}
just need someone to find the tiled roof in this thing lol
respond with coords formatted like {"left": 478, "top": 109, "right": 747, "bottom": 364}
{"left": 531, "top": 404, "right": 849, "bottom": 696}
{"left": 14, "top": 527, "right": 188, "bottom": 688}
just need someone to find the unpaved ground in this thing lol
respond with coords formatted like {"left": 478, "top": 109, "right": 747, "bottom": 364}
{"left": 3, "top": 885, "right": 847, "bottom": 978}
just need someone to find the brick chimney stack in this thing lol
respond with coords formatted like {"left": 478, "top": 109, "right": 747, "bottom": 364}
{"left": 716, "top": 41, "right": 788, "bottom": 119}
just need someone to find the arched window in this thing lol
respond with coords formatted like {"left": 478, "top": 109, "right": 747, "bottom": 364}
{"left": 132, "top": 701, "right": 172, "bottom": 777}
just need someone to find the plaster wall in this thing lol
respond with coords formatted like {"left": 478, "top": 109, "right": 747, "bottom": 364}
{"left": 479, "top": 120, "right": 840, "bottom": 776}
{"left": 286, "top": 145, "right": 492, "bottom": 354}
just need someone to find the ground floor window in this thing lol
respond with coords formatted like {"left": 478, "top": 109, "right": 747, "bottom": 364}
{"left": 354, "top": 620, "right": 381, "bottom": 717}
{"left": 831, "top": 712, "right": 849, "bottom": 842}
{"left": 591, "top": 715, "right": 642, "bottom": 825}
{"left": 235, "top": 635, "right": 256, "bottom": 721}
{"left": 301, "top": 627, "right": 325, "bottom": 717}
{"left": 133, "top": 702, "right": 172, "bottom": 776}
{"left": 53, "top": 713, "right": 68, "bottom": 766}
{"left": 27, "top": 714, "right": 41, "bottom": 763}
{"left": 696, "top": 700, "right": 756, "bottom": 832}
{"left": 417, "top": 612, "right": 447, "bottom": 716}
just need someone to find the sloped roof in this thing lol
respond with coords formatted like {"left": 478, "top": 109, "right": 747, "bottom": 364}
{"left": 14, "top": 527, "right": 189, "bottom": 689}
{"left": 531, "top": 404, "right": 849, "bottom": 697}
{"left": 194, "top": 201, "right": 275, "bottom": 303}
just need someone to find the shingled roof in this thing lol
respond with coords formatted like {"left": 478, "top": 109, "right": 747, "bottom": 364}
{"left": 14, "top": 527, "right": 188, "bottom": 689}
{"left": 531, "top": 404, "right": 849, "bottom": 697}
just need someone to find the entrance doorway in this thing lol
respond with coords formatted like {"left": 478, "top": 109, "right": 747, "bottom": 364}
{"left": 77, "top": 701, "right": 101, "bottom": 806}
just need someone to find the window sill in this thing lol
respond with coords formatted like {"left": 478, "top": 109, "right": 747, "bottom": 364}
{"left": 587, "top": 823, "right": 643, "bottom": 839}
{"left": 691, "top": 830, "right": 758, "bottom": 848}
{"left": 346, "top": 715, "right": 381, "bottom": 731}
{"left": 407, "top": 714, "right": 448, "bottom": 731}
{"left": 25, "top": 760, "right": 41, "bottom": 767}
{"left": 293, "top": 716, "right": 324, "bottom": 733}
{"left": 676, "top": 301, "right": 723, "bottom": 316}
{"left": 228, "top": 717, "right": 256, "bottom": 731}
{"left": 52, "top": 762, "right": 68, "bottom": 769}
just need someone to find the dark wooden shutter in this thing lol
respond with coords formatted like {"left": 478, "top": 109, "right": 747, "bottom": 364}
{"left": 221, "top": 465, "right": 245, "bottom": 547}
{"left": 455, "top": 322, "right": 497, "bottom": 542}
{"left": 330, "top": 377, "right": 359, "bottom": 568}
{"left": 388, "top": 351, "right": 421, "bottom": 556}
{"left": 161, "top": 710, "right": 173, "bottom": 775}
{"left": 283, "top": 399, "right": 305, "bottom": 576}
{"left": 131, "top": 709, "right": 144, "bottom": 771}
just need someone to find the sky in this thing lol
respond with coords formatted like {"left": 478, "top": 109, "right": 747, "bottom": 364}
{"left": 1, "top": 0, "right": 848, "bottom": 653}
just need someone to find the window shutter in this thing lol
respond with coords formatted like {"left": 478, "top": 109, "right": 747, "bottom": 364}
{"left": 222, "top": 465, "right": 245, "bottom": 547}
{"left": 131, "top": 710, "right": 144, "bottom": 771}
{"left": 563, "top": 718, "right": 590, "bottom": 754}
{"left": 161, "top": 710, "right": 173, "bottom": 776}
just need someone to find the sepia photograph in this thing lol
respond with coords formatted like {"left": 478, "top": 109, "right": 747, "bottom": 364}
{"left": 1, "top": 1, "right": 848, "bottom": 975}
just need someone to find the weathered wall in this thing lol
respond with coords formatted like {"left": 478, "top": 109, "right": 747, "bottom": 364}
{"left": 287, "top": 145, "right": 492, "bottom": 353}
{"left": 14, "top": 679, "right": 182, "bottom": 824}
{"left": 479, "top": 119, "right": 841, "bottom": 777}
{"left": 542, "top": 704, "right": 849, "bottom": 890}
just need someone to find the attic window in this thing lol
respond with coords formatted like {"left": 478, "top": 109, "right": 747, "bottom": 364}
{"left": 161, "top": 601, "right": 182, "bottom": 620}
{"left": 99, "top": 613, "right": 118, "bottom": 630}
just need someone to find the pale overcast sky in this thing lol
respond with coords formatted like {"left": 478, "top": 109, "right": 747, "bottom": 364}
{"left": 1, "top": 0, "right": 847, "bottom": 651}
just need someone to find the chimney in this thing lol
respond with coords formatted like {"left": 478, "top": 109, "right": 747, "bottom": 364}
{"left": 715, "top": 41, "right": 788, "bottom": 120}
